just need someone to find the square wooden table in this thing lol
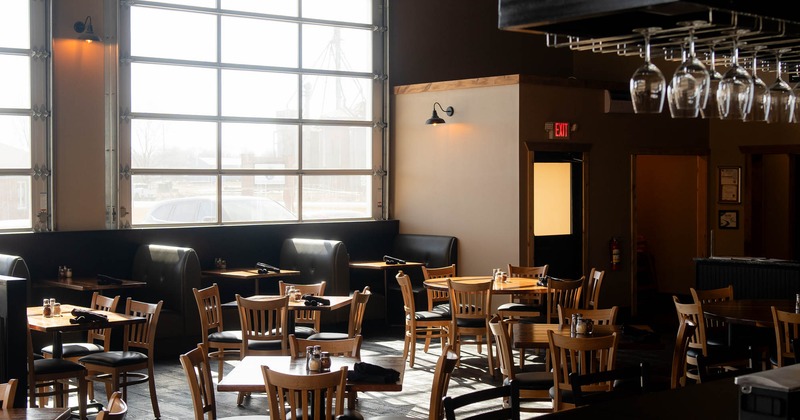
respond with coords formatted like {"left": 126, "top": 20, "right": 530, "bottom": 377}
{"left": 202, "top": 268, "right": 301, "bottom": 295}
{"left": 221, "top": 294, "right": 353, "bottom": 336}
{"left": 0, "top": 408, "right": 72, "bottom": 420}
{"left": 349, "top": 260, "right": 424, "bottom": 323}
{"left": 27, "top": 304, "right": 146, "bottom": 358}
{"left": 217, "top": 355, "right": 405, "bottom": 409}
{"left": 512, "top": 323, "right": 622, "bottom": 350}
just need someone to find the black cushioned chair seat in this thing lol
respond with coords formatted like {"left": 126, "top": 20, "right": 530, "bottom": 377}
{"left": 79, "top": 351, "right": 148, "bottom": 367}
{"left": 505, "top": 371, "right": 552, "bottom": 390}
{"left": 497, "top": 302, "right": 540, "bottom": 312}
{"left": 307, "top": 332, "right": 348, "bottom": 341}
{"left": 456, "top": 318, "right": 486, "bottom": 328}
{"left": 209, "top": 330, "right": 242, "bottom": 343}
{"left": 41, "top": 343, "right": 104, "bottom": 358}
{"left": 34, "top": 358, "right": 87, "bottom": 375}
{"left": 247, "top": 341, "right": 283, "bottom": 351}
{"left": 292, "top": 326, "right": 318, "bottom": 339}
{"left": 432, "top": 303, "right": 451, "bottom": 316}
{"left": 412, "top": 310, "right": 450, "bottom": 321}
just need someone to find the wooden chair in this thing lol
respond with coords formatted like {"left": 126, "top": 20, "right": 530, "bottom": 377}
{"left": 27, "top": 322, "right": 88, "bottom": 419}
{"left": 180, "top": 344, "right": 269, "bottom": 420}
{"left": 547, "top": 330, "right": 619, "bottom": 412}
{"left": 289, "top": 334, "right": 362, "bottom": 359}
{"left": 262, "top": 365, "right": 349, "bottom": 420}
{"left": 95, "top": 391, "right": 127, "bottom": 420}
{"left": 545, "top": 277, "right": 584, "bottom": 325}
{"left": 690, "top": 285, "right": 734, "bottom": 345}
{"left": 447, "top": 278, "right": 495, "bottom": 374}
{"left": 569, "top": 362, "right": 648, "bottom": 407}
{"left": 396, "top": 270, "right": 450, "bottom": 367}
{"left": 193, "top": 283, "right": 242, "bottom": 380}
{"left": 309, "top": 287, "right": 371, "bottom": 341}
{"left": 79, "top": 298, "right": 163, "bottom": 419}
{"left": 279, "top": 281, "right": 327, "bottom": 338}
{"left": 41, "top": 292, "right": 120, "bottom": 400}
{"left": 557, "top": 305, "right": 619, "bottom": 327}
{"left": 0, "top": 378, "right": 17, "bottom": 409}
{"left": 237, "top": 294, "right": 289, "bottom": 357}
{"left": 671, "top": 318, "right": 697, "bottom": 389}
{"left": 771, "top": 306, "right": 800, "bottom": 368}
{"left": 583, "top": 268, "right": 605, "bottom": 309}
{"left": 497, "top": 264, "right": 548, "bottom": 320}
{"left": 422, "top": 264, "right": 456, "bottom": 313}
{"left": 442, "top": 381, "right": 520, "bottom": 420}
{"left": 488, "top": 316, "right": 552, "bottom": 413}
{"left": 672, "top": 295, "right": 750, "bottom": 384}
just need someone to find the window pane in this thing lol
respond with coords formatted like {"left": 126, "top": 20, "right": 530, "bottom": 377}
{"left": 302, "top": 175, "right": 370, "bottom": 219}
{"left": 302, "top": 25, "right": 371, "bottom": 72}
{"left": 533, "top": 163, "right": 572, "bottom": 236}
{"left": 0, "top": 55, "right": 30, "bottom": 108}
{"left": 0, "top": 176, "right": 31, "bottom": 229}
{"left": 153, "top": 0, "right": 215, "bottom": 7}
{"left": 302, "top": 125, "right": 369, "bottom": 169}
{"left": 132, "top": 175, "right": 218, "bottom": 225}
{"left": 222, "top": 123, "right": 298, "bottom": 170}
{"left": 302, "top": 0, "right": 371, "bottom": 24}
{"left": 0, "top": 0, "right": 29, "bottom": 48}
{"left": 132, "top": 119, "right": 217, "bottom": 169}
{"left": 222, "top": 0, "right": 298, "bottom": 16}
{"left": 132, "top": 63, "right": 217, "bottom": 115}
{"left": 222, "top": 177, "right": 299, "bottom": 222}
{"left": 223, "top": 17, "right": 298, "bottom": 67}
{"left": 222, "top": 70, "right": 298, "bottom": 118}
{"left": 0, "top": 116, "right": 31, "bottom": 169}
{"left": 131, "top": 7, "right": 217, "bottom": 62}
{"left": 302, "top": 75, "right": 371, "bottom": 121}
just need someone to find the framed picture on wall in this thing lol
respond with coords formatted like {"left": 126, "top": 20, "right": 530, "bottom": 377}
{"left": 719, "top": 210, "right": 739, "bottom": 229}
{"left": 718, "top": 166, "right": 741, "bottom": 204}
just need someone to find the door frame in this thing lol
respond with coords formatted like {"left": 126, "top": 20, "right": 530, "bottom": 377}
{"left": 523, "top": 142, "right": 591, "bottom": 274}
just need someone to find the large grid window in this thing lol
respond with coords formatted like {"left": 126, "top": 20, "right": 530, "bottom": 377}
{"left": 0, "top": 0, "right": 49, "bottom": 232}
{"left": 120, "top": 0, "right": 386, "bottom": 227}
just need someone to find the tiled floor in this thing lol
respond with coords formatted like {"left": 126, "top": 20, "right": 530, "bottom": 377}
{"left": 74, "top": 322, "right": 674, "bottom": 419}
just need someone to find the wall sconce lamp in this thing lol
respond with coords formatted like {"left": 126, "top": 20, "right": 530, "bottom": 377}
{"left": 74, "top": 16, "right": 101, "bottom": 43}
{"left": 425, "top": 102, "right": 455, "bottom": 125}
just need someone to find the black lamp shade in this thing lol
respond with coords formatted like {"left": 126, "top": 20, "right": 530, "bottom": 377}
{"left": 426, "top": 110, "right": 446, "bottom": 125}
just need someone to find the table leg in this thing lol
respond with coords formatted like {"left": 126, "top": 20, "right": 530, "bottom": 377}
{"left": 255, "top": 279, "right": 260, "bottom": 295}
{"left": 383, "top": 270, "right": 389, "bottom": 325}
{"left": 52, "top": 331, "right": 63, "bottom": 359}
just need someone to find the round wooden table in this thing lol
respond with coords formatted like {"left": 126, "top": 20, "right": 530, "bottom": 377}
{"left": 422, "top": 276, "right": 547, "bottom": 295}
{"left": 703, "top": 299, "right": 794, "bottom": 348}
{"left": 703, "top": 299, "right": 795, "bottom": 328}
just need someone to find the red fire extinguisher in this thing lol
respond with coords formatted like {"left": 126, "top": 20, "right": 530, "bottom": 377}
{"left": 610, "top": 237, "right": 621, "bottom": 271}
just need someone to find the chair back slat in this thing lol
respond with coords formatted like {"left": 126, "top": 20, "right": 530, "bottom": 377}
{"left": 772, "top": 306, "right": 800, "bottom": 368}
{"left": 88, "top": 292, "right": 121, "bottom": 351}
{"left": 429, "top": 344, "right": 459, "bottom": 420}
{"left": 180, "top": 344, "right": 218, "bottom": 420}
{"left": 583, "top": 268, "right": 605, "bottom": 309}
{"left": 506, "top": 264, "right": 548, "bottom": 306}
{"left": 558, "top": 305, "right": 618, "bottom": 327}
{"left": 347, "top": 287, "right": 371, "bottom": 337}
{"left": 289, "top": 334, "right": 362, "bottom": 359}
{"left": 691, "top": 286, "right": 733, "bottom": 329}
{"left": 262, "top": 365, "right": 347, "bottom": 420}
{"left": 546, "top": 277, "right": 584, "bottom": 324}
{"left": 123, "top": 298, "right": 163, "bottom": 353}
{"left": 548, "top": 330, "right": 619, "bottom": 412}
{"left": 423, "top": 265, "right": 456, "bottom": 310}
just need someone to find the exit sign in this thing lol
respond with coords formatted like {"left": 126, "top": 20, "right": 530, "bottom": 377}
{"left": 545, "top": 121, "right": 572, "bottom": 139}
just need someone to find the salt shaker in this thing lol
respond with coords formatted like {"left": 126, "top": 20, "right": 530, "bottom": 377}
{"left": 305, "top": 346, "right": 314, "bottom": 371}
{"left": 42, "top": 298, "right": 52, "bottom": 318}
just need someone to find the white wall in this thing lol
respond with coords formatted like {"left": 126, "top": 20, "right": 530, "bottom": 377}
{"left": 393, "top": 84, "right": 521, "bottom": 276}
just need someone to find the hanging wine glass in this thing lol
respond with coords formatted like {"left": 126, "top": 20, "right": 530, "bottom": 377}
{"left": 630, "top": 27, "right": 666, "bottom": 114}
{"left": 668, "top": 45, "right": 700, "bottom": 118}
{"left": 768, "top": 49, "right": 795, "bottom": 124}
{"left": 701, "top": 42, "right": 724, "bottom": 119}
{"left": 670, "top": 23, "right": 710, "bottom": 117}
{"left": 745, "top": 46, "right": 771, "bottom": 122}
{"left": 717, "top": 31, "right": 753, "bottom": 121}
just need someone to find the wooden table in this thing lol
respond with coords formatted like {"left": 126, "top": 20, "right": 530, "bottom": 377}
{"left": 423, "top": 276, "right": 548, "bottom": 295}
{"left": 37, "top": 276, "right": 146, "bottom": 291}
{"left": 0, "top": 408, "right": 71, "bottom": 420}
{"left": 27, "top": 304, "right": 146, "bottom": 358}
{"left": 217, "top": 355, "right": 404, "bottom": 409}
{"left": 202, "top": 268, "right": 300, "bottom": 295}
{"left": 703, "top": 299, "right": 794, "bottom": 347}
{"left": 512, "top": 323, "right": 622, "bottom": 350}
{"left": 222, "top": 295, "right": 353, "bottom": 335}
{"left": 349, "top": 260, "right": 425, "bottom": 323}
